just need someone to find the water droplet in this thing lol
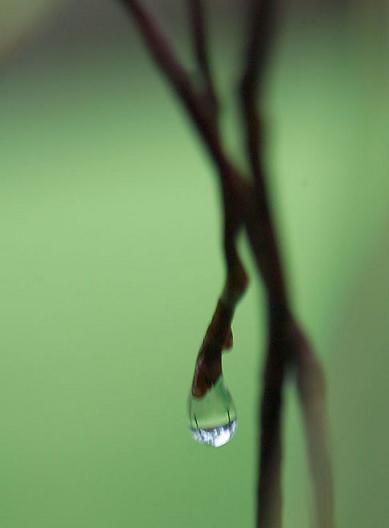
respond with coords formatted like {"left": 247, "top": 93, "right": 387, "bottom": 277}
{"left": 188, "top": 376, "right": 237, "bottom": 447}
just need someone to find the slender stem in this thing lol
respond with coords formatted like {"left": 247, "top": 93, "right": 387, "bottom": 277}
{"left": 188, "top": 0, "right": 219, "bottom": 118}
{"left": 239, "top": 2, "right": 335, "bottom": 525}
{"left": 119, "top": 0, "right": 237, "bottom": 193}
{"left": 294, "top": 329, "right": 335, "bottom": 528}
{"left": 255, "top": 314, "right": 286, "bottom": 528}
{"left": 120, "top": 0, "right": 249, "bottom": 398}
{"left": 239, "top": 0, "right": 288, "bottom": 309}
{"left": 238, "top": 3, "right": 288, "bottom": 524}
{"left": 192, "top": 199, "right": 249, "bottom": 397}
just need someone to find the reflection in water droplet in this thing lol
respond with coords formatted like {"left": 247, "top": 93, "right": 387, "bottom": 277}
{"left": 188, "top": 376, "right": 237, "bottom": 447}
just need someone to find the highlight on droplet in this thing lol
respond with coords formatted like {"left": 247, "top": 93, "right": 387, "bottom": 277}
{"left": 188, "top": 376, "right": 237, "bottom": 447}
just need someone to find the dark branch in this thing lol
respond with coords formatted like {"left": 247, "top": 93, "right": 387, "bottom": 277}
{"left": 257, "top": 320, "right": 288, "bottom": 528}
{"left": 192, "top": 202, "right": 248, "bottom": 397}
{"left": 295, "top": 330, "right": 335, "bottom": 528}
{"left": 239, "top": 2, "right": 335, "bottom": 526}
{"left": 120, "top": 0, "right": 250, "bottom": 398}
{"left": 239, "top": 0, "right": 287, "bottom": 309}
{"left": 119, "top": 0, "right": 234, "bottom": 192}
{"left": 188, "top": 0, "right": 219, "bottom": 118}
{"left": 241, "top": 0, "right": 278, "bottom": 101}
{"left": 239, "top": 2, "right": 289, "bottom": 524}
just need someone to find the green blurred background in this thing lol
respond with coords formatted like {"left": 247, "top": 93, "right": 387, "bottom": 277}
{"left": 1, "top": 1, "right": 388, "bottom": 526}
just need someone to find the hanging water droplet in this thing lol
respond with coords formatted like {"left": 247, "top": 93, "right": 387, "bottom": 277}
{"left": 188, "top": 376, "right": 237, "bottom": 447}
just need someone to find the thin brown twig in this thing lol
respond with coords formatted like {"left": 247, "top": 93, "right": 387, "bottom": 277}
{"left": 239, "top": 1, "right": 335, "bottom": 527}
{"left": 186, "top": 0, "right": 246, "bottom": 394}
{"left": 295, "top": 330, "right": 335, "bottom": 528}
{"left": 239, "top": 1, "right": 289, "bottom": 525}
{"left": 119, "top": 0, "right": 250, "bottom": 396}
{"left": 119, "top": 0, "right": 229, "bottom": 188}
{"left": 188, "top": 0, "right": 219, "bottom": 118}
{"left": 239, "top": 0, "right": 287, "bottom": 308}
{"left": 191, "top": 206, "right": 248, "bottom": 398}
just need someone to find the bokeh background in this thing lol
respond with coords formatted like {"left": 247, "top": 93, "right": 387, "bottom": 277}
{"left": 1, "top": 1, "right": 388, "bottom": 526}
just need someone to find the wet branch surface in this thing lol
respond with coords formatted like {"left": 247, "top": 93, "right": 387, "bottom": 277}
{"left": 119, "top": 1, "right": 335, "bottom": 527}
